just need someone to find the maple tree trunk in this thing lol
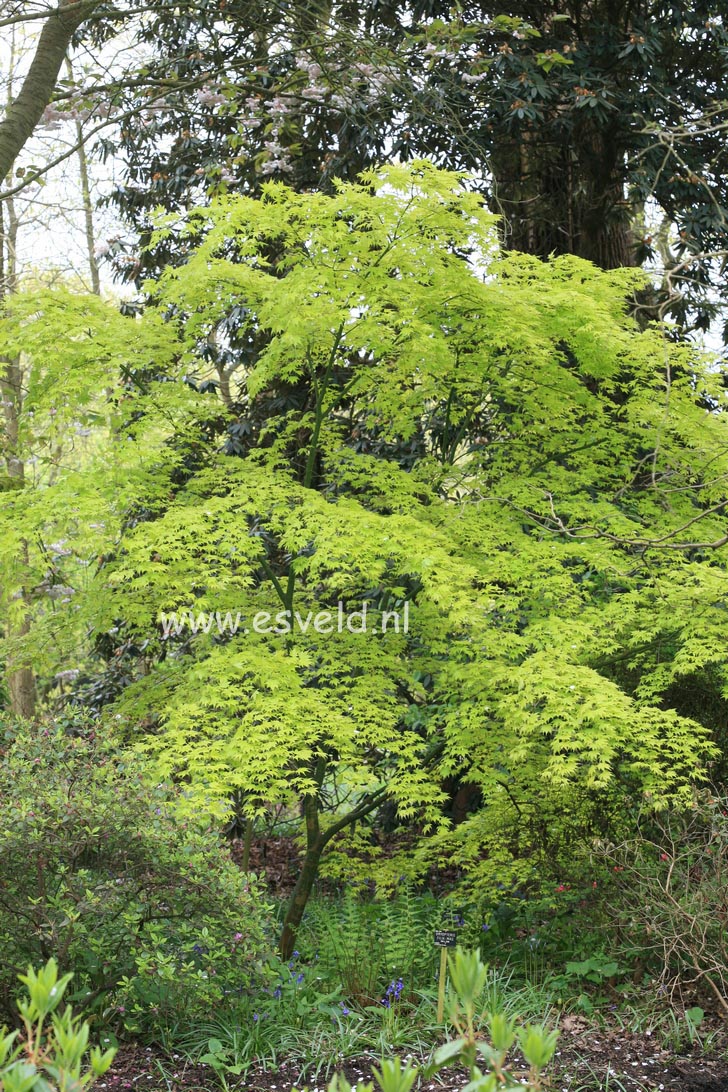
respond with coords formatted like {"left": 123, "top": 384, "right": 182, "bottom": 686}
{"left": 279, "top": 794, "right": 324, "bottom": 959}
{"left": 278, "top": 765, "right": 387, "bottom": 958}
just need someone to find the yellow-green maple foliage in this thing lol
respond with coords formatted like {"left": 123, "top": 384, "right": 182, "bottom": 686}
{"left": 1, "top": 163, "right": 726, "bottom": 904}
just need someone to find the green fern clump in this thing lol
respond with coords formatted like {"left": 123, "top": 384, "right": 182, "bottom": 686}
{"left": 299, "top": 887, "right": 439, "bottom": 1004}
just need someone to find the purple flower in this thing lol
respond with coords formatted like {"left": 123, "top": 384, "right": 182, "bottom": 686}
{"left": 381, "top": 978, "right": 404, "bottom": 1006}
{"left": 339, "top": 1002, "right": 350, "bottom": 1016}
{"left": 295, "top": 972, "right": 304, "bottom": 984}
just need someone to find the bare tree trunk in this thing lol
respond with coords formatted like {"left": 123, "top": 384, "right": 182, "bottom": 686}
{"left": 278, "top": 759, "right": 388, "bottom": 958}
{"left": 7, "top": 611, "right": 37, "bottom": 718}
{"left": 65, "top": 56, "right": 100, "bottom": 294}
{"left": 279, "top": 793, "right": 324, "bottom": 960}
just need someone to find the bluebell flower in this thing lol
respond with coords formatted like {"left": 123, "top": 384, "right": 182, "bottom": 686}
{"left": 381, "top": 978, "right": 404, "bottom": 1006}
{"left": 295, "top": 972, "right": 304, "bottom": 984}
{"left": 339, "top": 1002, "right": 350, "bottom": 1016}
{"left": 273, "top": 986, "right": 282, "bottom": 999}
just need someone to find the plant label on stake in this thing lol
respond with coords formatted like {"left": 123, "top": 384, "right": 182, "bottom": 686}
{"left": 434, "top": 931, "right": 457, "bottom": 1022}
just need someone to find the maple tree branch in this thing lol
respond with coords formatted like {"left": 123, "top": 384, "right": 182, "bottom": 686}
{"left": 486, "top": 492, "right": 728, "bottom": 553}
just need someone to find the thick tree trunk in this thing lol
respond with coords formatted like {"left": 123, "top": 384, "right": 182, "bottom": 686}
{"left": 491, "top": 126, "right": 636, "bottom": 271}
{"left": 0, "top": 1, "right": 99, "bottom": 189}
{"left": 7, "top": 623, "right": 37, "bottom": 717}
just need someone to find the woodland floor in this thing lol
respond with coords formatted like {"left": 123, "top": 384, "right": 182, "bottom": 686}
{"left": 99, "top": 1025, "right": 728, "bottom": 1092}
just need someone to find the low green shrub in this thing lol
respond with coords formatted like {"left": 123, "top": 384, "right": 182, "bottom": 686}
{"left": 0, "top": 958, "right": 115, "bottom": 1092}
{"left": 0, "top": 717, "right": 273, "bottom": 1037}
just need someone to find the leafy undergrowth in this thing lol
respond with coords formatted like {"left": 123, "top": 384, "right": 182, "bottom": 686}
{"left": 97, "top": 1021, "right": 728, "bottom": 1092}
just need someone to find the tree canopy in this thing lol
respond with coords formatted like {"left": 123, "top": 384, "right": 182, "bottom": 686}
{"left": 1, "top": 164, "right": 726, "bottom": 951}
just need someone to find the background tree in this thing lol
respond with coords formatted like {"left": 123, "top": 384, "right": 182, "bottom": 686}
{"left": 99, "top": 0, "right": 728, "bottom": 340}
{"left": 0, "top": 19, "right": 116, "bottom": 716}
